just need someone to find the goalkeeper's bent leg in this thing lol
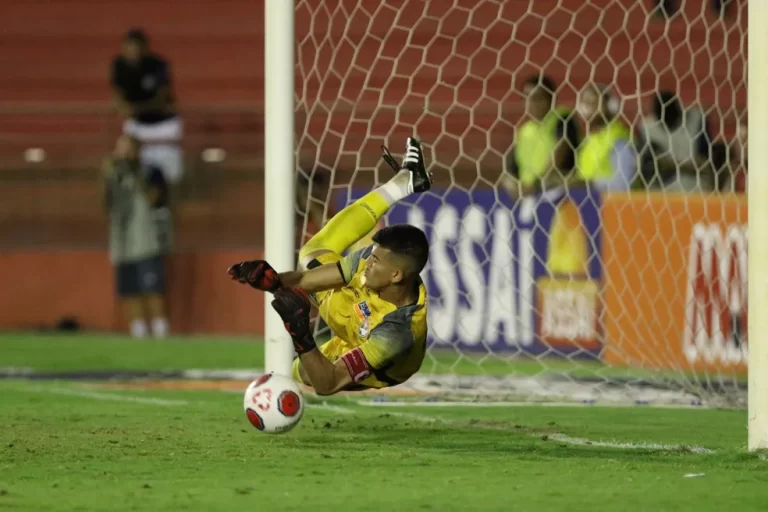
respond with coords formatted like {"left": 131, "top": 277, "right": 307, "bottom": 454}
{"left": 298, "top": 171, "right": 413, "bottom": 268}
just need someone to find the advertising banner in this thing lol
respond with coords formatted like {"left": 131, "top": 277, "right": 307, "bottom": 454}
{"left": 601, "top": 194, "right": 748, "bottom": 371}
{"left": 341, "top": 186, "right": 603, "bottom": 355}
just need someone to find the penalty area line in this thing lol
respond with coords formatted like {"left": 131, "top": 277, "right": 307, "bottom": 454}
{"left": 355, "top": 400, "right": 714, "bottom": 409}
{"left": 352, "top": 406, "right": 717, "bottom": 454}
{"left": 547, "top": 433, "right": 715, "bottom": 454}
{"left": 307, "top": 402, "right": 357, "bottom": 414}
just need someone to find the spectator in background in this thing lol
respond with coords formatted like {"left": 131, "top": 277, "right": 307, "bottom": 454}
{"left": 103, "top": 135, "right": 170, "bottom": 339}
{"left": 734, "top": 119, "right": 747, "bottom": 191}
{"left": 574, "top": 84, "right": 636, "bottom": 191}
{"left": 636, "top": 90, "right": 715, "bottom": 192}
{"left": 111, "top": 28, "right": 184, "bottom": 185}
{"left": 296, "top": 171, "right": 329, "bottom": 242}
{"left": 722, "top": 119, "right": 747, "bottom": 193}
{"left": 502, "top": 74, "right": 581, "bottom": 198}
{"left": 651, "top": 0, "right": 733, "bottom": 18}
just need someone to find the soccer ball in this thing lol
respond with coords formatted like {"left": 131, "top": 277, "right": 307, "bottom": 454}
{"left": 243, "top": 372, "right": 304, "bottom": 434}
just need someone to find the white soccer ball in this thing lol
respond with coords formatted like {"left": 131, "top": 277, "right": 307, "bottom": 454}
{"left": 243, "top": 372, "right": 304, "bottom": 434}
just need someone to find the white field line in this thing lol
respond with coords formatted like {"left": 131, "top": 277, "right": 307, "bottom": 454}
{"left": 20, "top": 385, "right": 189, "bottom": 406}
{"left": 357, "top": 407, "right": 717, "bottom": 454}
{"left": 546, "top": 433, "right": 715, "bottom": 454}
{"left": 14, "top": 384, "right": 719, "bottom": 454}
{"left": 359, "top": 401, "right": 544, "bottom": 408}
{"left": 307, "top": 403, "right": 357, "bottom": 414}
{"left": 355, "top": 400, "right": 714, "bottom": 410}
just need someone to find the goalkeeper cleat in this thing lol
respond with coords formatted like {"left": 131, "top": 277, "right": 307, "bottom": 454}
{"left": 401, "top": 137, "right": 432, "bottom": 193}
{"left": 380, "top": 137, "right": 433, "bottom": 194}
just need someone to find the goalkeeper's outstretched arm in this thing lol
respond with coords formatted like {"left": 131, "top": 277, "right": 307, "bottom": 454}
{"left": 294, "top": 348, "right": 354, "bottom": 396}
{"left": 278, "top": 263, "right": 345, "bottom": 294}
{"left": 228, "top": 259, "right": 344, "bottom": 294}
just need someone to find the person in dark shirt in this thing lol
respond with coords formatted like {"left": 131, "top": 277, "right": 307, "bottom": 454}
{"left": 651, "top": 0, "right": 732, "bottom": 18}
{"left": 111, "top": 28, "right": 184, "bottom": 185}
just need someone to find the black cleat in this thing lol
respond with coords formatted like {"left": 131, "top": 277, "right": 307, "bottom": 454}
{"left": 380, "top": 137, "right": 433, "bottom": 194}
{"left": 400, "top": 137, "right": 432, "bottom": 193}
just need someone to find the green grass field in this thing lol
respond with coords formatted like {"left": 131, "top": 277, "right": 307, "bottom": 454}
{"left": 1, "top": 332, "right": 766, "bottom": 511}
{"left": 1, "top": 332, "right": 693, "bottom": 381}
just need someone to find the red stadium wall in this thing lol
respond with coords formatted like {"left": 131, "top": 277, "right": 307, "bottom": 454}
{"left": 0, "top": 0, "right": 745, "bottom": 133}
{"left": 0, "top": 0, "right": 745, "bottom": 174}
{"left": 0, "top": 250, "right": 265, "bottom": 336}
{"left": 0, "top": 0, "right": 264, "bottom": 104}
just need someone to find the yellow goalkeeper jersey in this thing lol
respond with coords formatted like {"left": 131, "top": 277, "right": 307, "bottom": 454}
{"left": 299, "top": 245, "right": 428, "bottom": 389}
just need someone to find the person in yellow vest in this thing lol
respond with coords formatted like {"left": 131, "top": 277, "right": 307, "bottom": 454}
{"left": 574, "top": 84, "right": 636, "bottom": 190}
{"left": 502, "top": 75, "right": 581, "bottom": 197}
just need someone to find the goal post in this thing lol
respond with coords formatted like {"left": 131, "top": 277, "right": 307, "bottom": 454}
{"left": 281, "top": 0, "right": 753, "bottom": 422}
{"left": 263, "top": 0, "right": 296, "bottom": 377}
{"left": 748, "top": 0, "right": 767, "bottom": 452}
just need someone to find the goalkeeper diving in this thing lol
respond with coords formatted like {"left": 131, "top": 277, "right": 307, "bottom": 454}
{"left": 228, "top": 137, "right": 432, "bottom": 395}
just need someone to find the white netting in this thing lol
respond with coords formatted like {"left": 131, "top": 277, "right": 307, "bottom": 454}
{"left": 294, "top": 0, "right": 748, "bottom": 406}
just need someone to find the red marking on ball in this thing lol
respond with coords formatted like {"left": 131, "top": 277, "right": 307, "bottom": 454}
{"left": 246, "top": 409, "right": 265, "bottom": 430}
{"left": 277, "top": 390, "right": 300, "bottom": 417}
{"left": 255, "top": 373, "right": 272, "bottom": 386}
{"left": 251, "top": 388, "right": 273, "bottom": 412}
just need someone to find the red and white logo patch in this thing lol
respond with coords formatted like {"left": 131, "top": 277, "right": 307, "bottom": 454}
{"left": 251, "top": 388, "right": 273, "bottom": 412}
{"left": 341, "top": 347, "right": 371, "bottom": 383}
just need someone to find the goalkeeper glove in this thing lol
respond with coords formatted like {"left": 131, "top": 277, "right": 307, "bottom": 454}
{"left": 270, "top": 288, "right": 317, "bottom": 355}
{"left": 227, "top": 260, "right": 282, "bottom": 292}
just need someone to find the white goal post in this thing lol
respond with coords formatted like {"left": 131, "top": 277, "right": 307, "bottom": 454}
{"left": 265, "top": 0, "right": 764, "bottom": 450}
{"left": 747, "top": 0, "right": 767, "bottom": 452}
{"left": 263, "top": 0, "right": 297, "bottom": 376}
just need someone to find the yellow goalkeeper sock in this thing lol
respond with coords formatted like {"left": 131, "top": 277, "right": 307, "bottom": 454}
{"left": 300, "top": 173, "right": 411, "bottom": 258}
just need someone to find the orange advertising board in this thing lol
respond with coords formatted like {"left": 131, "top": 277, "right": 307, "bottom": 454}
{"left": 601, "top": 193, "right": 748, "bottom": 372}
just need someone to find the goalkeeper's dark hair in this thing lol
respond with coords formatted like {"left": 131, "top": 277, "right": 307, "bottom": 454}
{"left": 373, "top": 224, "right": 429, "bottom": 276}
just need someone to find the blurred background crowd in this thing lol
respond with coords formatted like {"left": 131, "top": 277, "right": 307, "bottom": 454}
{"left": 0, "top": 0, "right": 746, "bottom": 337}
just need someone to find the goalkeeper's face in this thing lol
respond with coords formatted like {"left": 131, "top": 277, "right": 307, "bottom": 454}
{"left": 363, "top": 246, "right": 408, "bottom": 291}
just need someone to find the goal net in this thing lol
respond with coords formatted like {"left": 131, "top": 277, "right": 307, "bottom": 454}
{"left": 293, "top": 0, "right": 748, "bottom": 406}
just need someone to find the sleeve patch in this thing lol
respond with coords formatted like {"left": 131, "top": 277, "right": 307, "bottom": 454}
{"left": 340, "top": 348, "right": 371, "bottom": 383}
